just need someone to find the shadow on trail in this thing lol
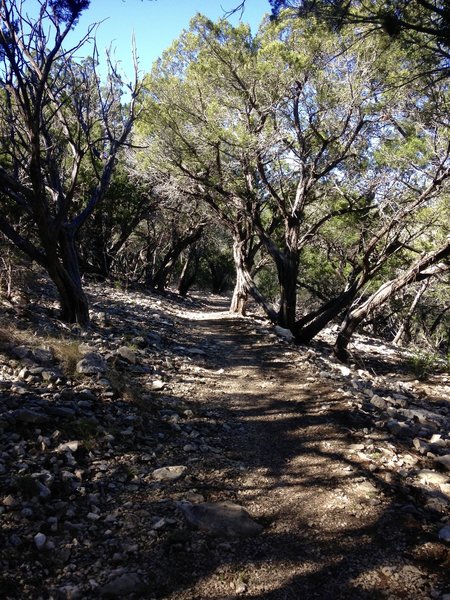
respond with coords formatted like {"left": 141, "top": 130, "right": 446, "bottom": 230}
{"left": 147, "top": 391, "right": 445, "bottom": 599}
{"left": 2, "top": 287, "right": 447, "bottom": 599}
{"left": 143, "top": 310, "right": 448, "bottom": 599}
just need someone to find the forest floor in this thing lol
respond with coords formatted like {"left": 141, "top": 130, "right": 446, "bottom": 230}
{"left": 0, "top": 281, "right": 449, "bottom": 599}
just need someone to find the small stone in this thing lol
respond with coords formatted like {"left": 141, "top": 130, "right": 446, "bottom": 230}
{"left": 76, "top": 353, "right": 106, "bottom": 375}
{"left": 131, "top": 336, "right": 147, "bottom": 348}
{"left": 438, "top": 525, "right": 450, "bottom": 542}
{"left": 235, "top": 580, "right": 247, "bottom": 594}
{"left": 370, "top": 395, "right": 388, "bottom": 410}
{"left": 147, "top": 332, "right": 162, "bottom": 346}
{"left": 117, "top": 346, "right": 136, "bottom": 364}
{"left": 78, "top": 343, "right": 95, "bottom": 355}
{"left": 11, "top": 408, "right": 50, "bottom": 424}
{"left": 348, "top": 443, "right": 365, "bottom": 452}
{"left": 435, "top": 454, "right": 450, "bottom": 471}
{"left": 34, "top": 532, "right": 47, "bottom": 550}
{"left": 37, "top": 482, "right": 52, "bottom": 498}
{"left": 186, "top": 347, "right": 206, "bottom": 356}
{"left": 417, "top": 470, "right": 449, "bottom": 486}
{"left": 274, "top": 326, "right": 294, "bottom": 342}
{"left": 151, "top": 379, "right": 165, "bottom": 390}
{"left": 430, "top": 434, "right": 445, "bottom": 446}
{"left": 3, "top": 495, "right": 19, "bottom": 508}
{"left": 100, "top": 572, "right": 146, "bottom": 597}
{"left": 152, "top": 465, "right": 187, "bottom": 481}
{"left": 413, "top": 438, "right": 430, "bottom": 454}
{"left": 18, "top": 367, "right": 30, "bottom": 379}
{"left": 150, "top": 517, "right": 167, "bottom": 530}
{"left": 183, "top": 444, "right": 196, "bottom": 452}
{"left": 386, "top": 419, "right": 412, "bottom": 438}
{"left": 44, "top": 406, "right": 76, "bottom": 419}
{"left": 87, "top": 512, "right": 101, "bottom": 521}
{"left": 335, "top": 365, "right": 351, "bottom": 377}
{"left": 178, "top": 501, "right": 263, "bottom": 538}
{"left": 56, "top": 440, "right": 80, "bottom": 453}
{"left": 56, "top": 584, "right": 82, "bottom": 599}
{"left": 33, "top": 348, "right": 54, "bottom": 364}
{"left": 9, "top": 534, "right": 22, "bottom": 547}
{"left": 11, "top": 345, "right": 31, "bottom": 359}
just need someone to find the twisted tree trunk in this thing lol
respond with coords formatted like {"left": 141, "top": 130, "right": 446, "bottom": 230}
{"left": 334, "top": 240, "right": 450, "bottom": 361}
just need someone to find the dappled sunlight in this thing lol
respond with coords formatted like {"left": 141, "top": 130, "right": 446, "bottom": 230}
{"left": 0, "top": 281, "right": 448, "bottom": 599}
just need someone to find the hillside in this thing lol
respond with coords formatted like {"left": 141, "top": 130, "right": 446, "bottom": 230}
{"left": 0, "top": 282, "right": 449, "bottom": 599}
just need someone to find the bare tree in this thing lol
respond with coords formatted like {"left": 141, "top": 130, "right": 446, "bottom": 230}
{"left": 0, "top": 0, "right": 142, "bottom": 324}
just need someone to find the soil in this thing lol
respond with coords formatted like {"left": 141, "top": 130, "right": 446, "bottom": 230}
{"left": 0, "top": 284, "right": 449, "bottom": 599}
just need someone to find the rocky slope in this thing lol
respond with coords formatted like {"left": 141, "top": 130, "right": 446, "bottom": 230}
{"left": 0, "top": 283, "right": 449, "bottom": 599}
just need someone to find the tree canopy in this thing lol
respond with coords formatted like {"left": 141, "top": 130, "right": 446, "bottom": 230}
{"left": 1, "top": 0, "right": 449, "bottom": 358}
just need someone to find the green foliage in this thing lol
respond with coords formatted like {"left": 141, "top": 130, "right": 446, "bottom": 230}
{"left": 408, "top": 351, "right": 449, "bottom": 381}
{"left": 65, "top": 5, "right": 450, "bottom": 345}
{"left": 256, "top": 266, "right": 279, "bottom": 302}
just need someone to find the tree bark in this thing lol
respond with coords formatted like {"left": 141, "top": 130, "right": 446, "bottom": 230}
{"left": 294, "top": 282, "right": 360, "bottom": 344}
{"left": 49, "top": 227, "right": 90, "bottom": 325}
{"left": 230, "top": 238, "right": 277, "bottom": 321}
{"left": 334, "top": 240, "right": 450, "bottom": 361}
{"left": 430, "top": 304, "right": 450, "bottom": 335}
{"left": 152, "top": 225, "right": 204, "bottom": 292}
{"left": 178, "top": 247, "right": 200, "bottom": 296}
{"left": 276, "top": 250, "right": 299, "bottom": 329}
{"left": 255, "top": 216, "right": 300, "bottom": 329}
{"left": 48, "top": 262, "right": 90, "bottom": 325}
{"left": 393, "top": 280, "right": 429, "bottom": 345}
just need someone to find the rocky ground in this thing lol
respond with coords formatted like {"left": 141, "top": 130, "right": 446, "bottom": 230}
{"left": 0, "top": 281, "right": 449, "bottom": 599}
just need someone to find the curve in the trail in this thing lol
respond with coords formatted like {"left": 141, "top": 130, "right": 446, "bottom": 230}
{"left": 166, "top": 305, "right": 441, "bottom": 600}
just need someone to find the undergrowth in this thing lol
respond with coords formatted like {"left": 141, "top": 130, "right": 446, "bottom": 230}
{"left": 408, "top": 350, "right": 450, "bottom": 380}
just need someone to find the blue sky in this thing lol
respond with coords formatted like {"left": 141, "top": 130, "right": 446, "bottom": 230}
{"left": 71, "top": 0, "right": 270, "bottom": 82}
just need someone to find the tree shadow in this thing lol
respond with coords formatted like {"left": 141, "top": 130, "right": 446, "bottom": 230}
{"left": 1, "top": 286, "right": 448, "bottom": 599}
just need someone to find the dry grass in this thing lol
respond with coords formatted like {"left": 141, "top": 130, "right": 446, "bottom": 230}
{"left": 0, "top": 323, "right": 30, "bottom": 355}
{"left": 0, "top": 316, "right": 82, "bottom": 378}
{"left": 49, "top": 339, "right": 81, "bottom": 378}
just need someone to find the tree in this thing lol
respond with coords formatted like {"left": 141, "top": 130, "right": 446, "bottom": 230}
{"left": 140, "top": 15, "right": 382, "bottom": 327}
{"left": 334, "top": 238, "right": 450, "bottom": 361}
{"left": 0, "top": 0, "right": 141, "bottom": 324}
{"left": 268, "top": 1, "right": 450, "bottom": 56}
{"left": 139, "top": 16, "right": 277, "bottom": 319}
{"left": 249, "top": 17, "right": 377, "bottom": 328}
{"left": 78, "top": 152, "right": 159, "bottom": 280}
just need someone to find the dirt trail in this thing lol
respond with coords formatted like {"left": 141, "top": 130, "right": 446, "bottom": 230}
{"left": 166, "top": 303, "right": 448, "bottom": 600}
{"left": 0, "top": 287, "right": 448, "bottom": 599}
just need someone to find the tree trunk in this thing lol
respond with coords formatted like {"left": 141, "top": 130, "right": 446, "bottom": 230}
{"left": 152, "top": 226, "right": 204, "bottom": 292}
{"left": 258, "top": 217, "right": 300, "bottom": 329}
{"left": 277, "top": 251, "right": 299, "bottom": 329}
{"left": 48, "top": 261, "right": 89, "bottom": 325}
{"left": 430, "top": 304, "right": 450, "bottom": 335}
{"left": 294, "top": 283, "right": 360, "bottom": 344}
{"left": 230, "top": 245, "right": 249, "bottom": 315}
{"left": 334, "top": 239, "right": 450, "bottom": 361}
{"left": 52, "top": 227, "right": 90, "bottom": 325}
{"left": 230, "top": 239, "right": 277, "bottom": 321}
{"left": 178, "top": 248, "right": 200, "bottom": 296}
{"left": 393, "top": 280, "right": 428, "bottom": 345}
